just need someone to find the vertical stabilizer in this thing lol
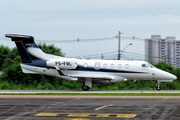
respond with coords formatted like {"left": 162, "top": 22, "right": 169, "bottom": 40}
{"left": 5, "top": 34, "right": 46, "bottom": 63}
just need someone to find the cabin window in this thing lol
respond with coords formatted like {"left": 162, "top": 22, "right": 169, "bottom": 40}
{"left": 118, "top": 64, "right": 122, "bottom": 68}
{"left": 84, "top": 63, "right": 88, "bottom": 68}
{"left": 111, "top": 64, "right": 115, "bottom": 68}
{"left": 103, "top": 63, "right": 107, "bottom": 68}
{"left": 125, "top": 64, "right": 129, "bottom": 68}
{"left": 94, "top": 62, "right": 100, "bottom": 70}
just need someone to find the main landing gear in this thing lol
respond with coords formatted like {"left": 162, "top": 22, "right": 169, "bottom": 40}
{"left": 82, "top": 84, "right": 90, "bottom": 91}
{"left": 82, "top": 78, "right": 92, "bottom": 91}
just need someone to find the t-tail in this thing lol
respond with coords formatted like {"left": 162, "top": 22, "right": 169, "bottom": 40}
{"left": 5, "top": 34, "right": 46, "bottom": 63}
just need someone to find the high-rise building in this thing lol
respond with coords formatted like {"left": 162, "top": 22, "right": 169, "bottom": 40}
{"left": 145, "top": 35, "right": 180, "bottom": 67}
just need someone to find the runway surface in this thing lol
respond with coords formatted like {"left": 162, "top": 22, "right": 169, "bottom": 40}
{"left": 0, "top": 96, "right": 180, "bottom": 120}
{"left": 0, "top": 90, "right": 180, "bottom": 93}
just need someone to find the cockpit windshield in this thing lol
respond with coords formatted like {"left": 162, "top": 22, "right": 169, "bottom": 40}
{"left": 141, "top": 63, "right": 156, "bottom": 68}
{"left": 148, "top": 63, "right": 155, "bottom": 68}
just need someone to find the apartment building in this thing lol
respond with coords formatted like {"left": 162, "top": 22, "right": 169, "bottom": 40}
{"left": 145, "top": 35, "right": 180, "bottom": 67}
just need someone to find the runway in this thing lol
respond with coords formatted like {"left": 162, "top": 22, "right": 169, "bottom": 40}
{"left": 0, "top": 96, "right": 180, "bottom": 120}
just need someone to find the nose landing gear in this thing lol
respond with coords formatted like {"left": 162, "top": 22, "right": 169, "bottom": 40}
{"left": 156, "top": 80, "right": 174, "bottom": 91}
{"left": 156, "top": 81, "right": 161, "bottom": 91}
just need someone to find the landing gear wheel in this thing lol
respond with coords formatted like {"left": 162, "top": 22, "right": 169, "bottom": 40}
{"left": 156, "top": 81, "right": 161, "bottom": 91}
{"left": 156, "top": 86, "right": 161, "bottom": 91}
{"left": 82, "top": 85, "right": 90, "bottom": 91}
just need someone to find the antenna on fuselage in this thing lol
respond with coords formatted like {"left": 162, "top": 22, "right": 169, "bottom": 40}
{"left": 81, "top": 56, "right": 85, "bottom": 60}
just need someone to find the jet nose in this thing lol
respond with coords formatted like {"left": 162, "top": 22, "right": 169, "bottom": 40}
{"left": 172, "top": 74, "right": 177, "bottom": 80}
{"left": 168, "top": 73, "right": 177, "bottom": 80}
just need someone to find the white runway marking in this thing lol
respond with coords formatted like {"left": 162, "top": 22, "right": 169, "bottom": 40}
{"left": 95, "top": 104, "right": 113, "bottom": 110}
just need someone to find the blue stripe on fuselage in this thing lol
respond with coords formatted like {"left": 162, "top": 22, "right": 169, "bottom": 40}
{"left": 74, "top": 65, "right": 147, "bottom": 74}
{"left": 21, "top": 59, "right": 48, "bottom": 68}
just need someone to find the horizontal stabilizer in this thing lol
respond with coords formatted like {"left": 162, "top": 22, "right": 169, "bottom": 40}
{"left": 5, "top": 34, "right": 33, "bottom": 39}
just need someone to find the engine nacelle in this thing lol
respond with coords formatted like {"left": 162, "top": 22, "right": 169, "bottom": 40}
{"left": 47, "top": 59, "right": 78, "bottom": 70}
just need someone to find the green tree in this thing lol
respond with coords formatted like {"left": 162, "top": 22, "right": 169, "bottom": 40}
{"left": 38, "top": 43, "right": 65, "bottom": 56}
{"left": 0, "top": 45, "right": 11, "bottom": 70}
{"left": 173, "top": 68, "right": 180, "bottom": 80}
{"left": 0, "top": 47, "right": 20, "bottom": 70}
{"left": 153, "top": 62, "right": 173, "bottom": 73}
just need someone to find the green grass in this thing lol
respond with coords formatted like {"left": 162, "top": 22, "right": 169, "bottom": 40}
{"left": 0, "top": 93, "right": 180, "bottom": 96}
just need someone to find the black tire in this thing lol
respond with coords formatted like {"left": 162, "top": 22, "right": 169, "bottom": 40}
{"left": 82, "top": 85, "right": 90, "bottom": 91}
{"left": 156, "top": 86, "right": 161, "bottom": 91}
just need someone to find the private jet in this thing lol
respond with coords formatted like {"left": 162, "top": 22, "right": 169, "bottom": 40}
{"left": 5, "top": 34, "right": 177, "bottom": 91}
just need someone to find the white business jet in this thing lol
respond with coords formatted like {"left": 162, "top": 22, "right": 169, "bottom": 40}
{"left": 5, "top": 34, "right": 177, "bottom": 91}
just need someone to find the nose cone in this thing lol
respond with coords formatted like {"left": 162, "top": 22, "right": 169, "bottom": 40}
{"left": 169, "top": 74, "right": 177, "bottom": 80}
{"left": 165, "top": 71, "right": 177, "bottom": 80}
{"left": 156, "top": 69, "right": 177, "bottom": 80}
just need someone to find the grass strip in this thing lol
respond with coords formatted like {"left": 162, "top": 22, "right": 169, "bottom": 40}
{"left": 0, "top": 93, "right": 180, "bottom": 96}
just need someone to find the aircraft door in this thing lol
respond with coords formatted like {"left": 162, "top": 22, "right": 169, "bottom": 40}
{"left": 94, "top": 62, "right": 100, "bottom": 70}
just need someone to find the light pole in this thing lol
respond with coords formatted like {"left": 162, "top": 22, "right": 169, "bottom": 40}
{"left": 119, "top": 43, "right": 133, "bottom": 60}
{"left": 117, "top": 31, "right": 122, "bottom": 60}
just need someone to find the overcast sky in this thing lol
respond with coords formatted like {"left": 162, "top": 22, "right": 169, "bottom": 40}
{"left": 0, "top": 0, "right": 180, "bottom": 60}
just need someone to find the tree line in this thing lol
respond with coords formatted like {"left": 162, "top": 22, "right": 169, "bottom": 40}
{"left": 0, "top": 44, "right": 180, "bottom": 90}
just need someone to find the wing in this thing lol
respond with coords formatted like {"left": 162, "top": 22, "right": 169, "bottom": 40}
{"left": 68, "top": 74, "right": 126, "bottom": 83}
{"left": 69, "top": 74, "right": 113, "bottom": 80}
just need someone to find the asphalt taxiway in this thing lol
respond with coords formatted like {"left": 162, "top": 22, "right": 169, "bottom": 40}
{"left": 0, "top": 95, "right": 180, "bottom": 120}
